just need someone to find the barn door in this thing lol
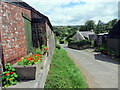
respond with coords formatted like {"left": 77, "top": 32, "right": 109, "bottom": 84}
{"left": 23, "top": 13, "right": 33, "bottom": 54}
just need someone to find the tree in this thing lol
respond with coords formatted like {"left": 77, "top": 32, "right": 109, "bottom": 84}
{"left": 105, "top": 19, "right": 118, "bottom": 30}
{"left": 85, "top": 20, "right": 95, "bottom": 31}
{"left": 80, "top": 25, "right": 87, "bottom": 31}
{"left": 94, "top": 20, "right": 105, "bottom": 34}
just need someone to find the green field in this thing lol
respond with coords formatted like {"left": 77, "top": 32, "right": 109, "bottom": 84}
{"left": 45, "top": 48, "right": 88, "bottom": 88}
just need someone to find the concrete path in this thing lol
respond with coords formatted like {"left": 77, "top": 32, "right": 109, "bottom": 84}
{"left": 61, "top": 44, "right": 119, "bottom": 88}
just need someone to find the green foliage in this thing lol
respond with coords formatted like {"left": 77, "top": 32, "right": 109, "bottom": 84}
{"left": 70, "top": 40, "right": 91, "bottom": 47}
{"left": 56, "top": 44, "right": 61, "bottom": 49}
{"left": 68, "top": 38, "right": 74, "bottom": 43}
{"left": 59, "top": 40, "right": 65, "bottom": 44}
{"left": 53, "top": 19, "right": 118, "bottom": 43}
{"left": 85, "top": 20, "right": 95, "bottom": 31}
{"left": 17, "top": 55, "right": 41, "bottom": 66}
{"left": 79, "top": 25, "right": 87, "bottom": 31}
{"left": 45, "top": 48, "right": 88, "bottom": 88}
{"left": 96, "top": 45, "right": 106, "bottom": 52}
{"left": 41, "top": 44, "right": 48, "bottom": 53}
{"left": 32, "top": 45, "right": 48, "bottom": 55}
{"left": 94, "top": 19, "right": 118, "bottom": 34}
{"left": 32, "top": 48, "right": 44, "bottom": 55}
{"left": 2, "top": 63, "right": 19, "bottom": 87}
{"left": 95, "top": 45, "right": 119, "bottom": 57}
{"left": 53, "top": 26, "right": 79, "bottom": 42}
{"left": 17, "top": 45, "right": 48, "bottom": 66}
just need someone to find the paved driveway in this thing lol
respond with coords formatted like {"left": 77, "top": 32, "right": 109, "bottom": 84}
{"left": 61, "top": 44, "right": 119, "bottom": 88}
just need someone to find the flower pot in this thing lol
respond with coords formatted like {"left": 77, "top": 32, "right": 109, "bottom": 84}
{"left": 13, "top": 54, "right": 47, "bottom": 80}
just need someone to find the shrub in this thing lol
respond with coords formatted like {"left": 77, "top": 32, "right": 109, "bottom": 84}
{"left": 32, "top": 45, "right": 48, "bottom": 55}
{"left": 78, "top": 40, "right": 91, "bottom": 46}
{"left": 70, "top": 40, "right": 91, "bottom": 47}
{"left": 60, "top": 40, "right": 64, "bottom": 44}
{"left": 56, "top": 44, "right": 61, "bottom": 49}
{"left": 96, "top": 45, "right": 106, "bottom": 52}
{"left": 32, "top": 48, "right": 44, "bottom": 55}
{"left": 68, "top": 38, "right": 74, "bottom": 43}
{"left": 95, "top": 45, "right": 120, "bottom": 57}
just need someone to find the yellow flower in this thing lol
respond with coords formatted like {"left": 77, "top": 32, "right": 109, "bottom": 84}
{"left": 22, "top": 57, "right": 24, "bottom": 60}
{"left": 8, "top": 79, "right": 12, "bottom": 81}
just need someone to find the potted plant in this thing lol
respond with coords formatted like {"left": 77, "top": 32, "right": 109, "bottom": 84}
{"left": 2, "top": 63, "right": 19, "bottom": 87}
{"left": 13, "top": 45, "right": 48, "bottom": 80}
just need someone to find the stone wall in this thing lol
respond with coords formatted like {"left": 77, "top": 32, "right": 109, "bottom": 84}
{"left": 46, "top": 22, "right": 55, "bottom": 57}
{"left": 68, "top": 43, "right": 91, "bottom": 50}
{"left": 68, "top": 43, "right": 78, "bottom": 49}
{"left": 0, "top": 2, "right": 31, "bottom": 64}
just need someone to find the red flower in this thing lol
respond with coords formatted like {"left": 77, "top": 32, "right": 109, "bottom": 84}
{"left": 38, "top": 58, "right": 41, "bottom": 60}
{"left": 45, "top": 47, "right": 48, "bottom": 50}
{"left": 36, "top": 54, "right": 40, "bottom": 57}
{"left": 5, "top": 73, "right": 10, "bottom": 76}
{"left": 10, "top": 72, "right": 14, "bottom": 74}
{"left": 17, "top": 59, "right": 22, "bottom": 61}
{"left": 26, "top": 57, "right": 33, "bottom": 61}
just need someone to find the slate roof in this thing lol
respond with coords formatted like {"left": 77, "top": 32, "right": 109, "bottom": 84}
{"left": 79, "top": 31, "right": 95, "bottom": 39}
{"left": 2, "top": 0, "right": 53, "bottom": 30}
{"left": 73, "top": 30, "right": 95, "bottom": 41}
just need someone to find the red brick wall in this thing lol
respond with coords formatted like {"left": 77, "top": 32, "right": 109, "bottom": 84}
{"left": 0, "top": 2, "right": 31, "bottom": 64}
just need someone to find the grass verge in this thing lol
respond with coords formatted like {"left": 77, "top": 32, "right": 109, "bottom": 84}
{"left": 45, "top": 48, "right": 88, "bottom": 88}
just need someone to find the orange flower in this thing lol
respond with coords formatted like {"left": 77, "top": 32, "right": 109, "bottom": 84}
{"left": 2, "top": 45, "right": 6, "bottom": 47}
{"left": 45, "top": 47, "right": 48, "bottom": 50}
{"left": 36, "top": 54, "right": 40, "bottom": 57}
{"left": 33, "top": 60, "right": 36, "bottom": 63}
{"left": 26, "top": 57, "right": 33, "bottom": 61}
{"left": 5, "top": 73, "right": 10, "bottom": 76}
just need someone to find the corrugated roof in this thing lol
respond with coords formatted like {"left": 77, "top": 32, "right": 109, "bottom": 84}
{"left": 98, "top": 33, "right": 108, "bottom": 35}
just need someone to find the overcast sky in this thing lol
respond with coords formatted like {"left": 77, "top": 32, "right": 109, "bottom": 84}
{"left": 22, "top": 0, "right": 119, "bottom": 26}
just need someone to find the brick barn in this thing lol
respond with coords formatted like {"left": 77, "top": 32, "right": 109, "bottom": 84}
{"left": 0, "top": 1, "right": 55, "bottom": 69}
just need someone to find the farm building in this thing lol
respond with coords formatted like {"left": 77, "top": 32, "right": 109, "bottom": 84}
{"left": 72, "top": 30, "right": 96, "bottom": 41}
{"left": 0, "top": 1, "right": 55, "bottom": 70}
{"left": 95, "top": 33, "right": 108, "bottom": 46}
{"left": 107, "top": 20, "right": 120, "bottom": 55}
